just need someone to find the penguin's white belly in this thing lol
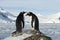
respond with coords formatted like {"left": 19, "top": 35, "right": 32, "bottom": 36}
{"left": 29, "top": 16, "right": 33, "bottom": 29}
{"left": 32, "top": 20, "right": 35, "bottom": 30}
{"left": 29, "top": 16, "right": 32, "bottom": 25}
{"left": 29, "top": 16, "right": 36, "bottom": 30}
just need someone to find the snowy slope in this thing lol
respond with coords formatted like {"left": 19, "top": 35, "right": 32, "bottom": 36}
{"left": 35, "top": 12, "right": 60, "bottom": 23}
{"left": 1, "top": 23, "right": 60, "bottom": 40}
{"left": 0, "top": 8, "right": 16, "bottom": 23}
{"left": 35, "top": 13, "right": 53, "bottom": 23}
{"left": 0, "top": 8, "right": 60, "bottom": 23}
{"left": 4, "top": 33, "right": 32, "bottom": 40}
{"left": 48, "top": 12, "right": 60, "bottom": 23}
{"left": 0, "top": 8, "right": 52, "bottom": 24}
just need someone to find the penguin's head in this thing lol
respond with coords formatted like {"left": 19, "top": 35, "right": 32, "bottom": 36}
{"left": 26, "top": 12, "right": 33, "bottom": 16}
{"left": 20, "top": 11, "right": 26, "bottom": 14}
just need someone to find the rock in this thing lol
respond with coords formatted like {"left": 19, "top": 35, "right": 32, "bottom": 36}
{"left": 12, "top": 29, "right": 52, "bottom": 40}
{"left": 24, "top": 32, "right": 52, "bottom": 40}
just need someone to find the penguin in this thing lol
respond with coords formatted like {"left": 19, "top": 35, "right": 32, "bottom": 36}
{"left": 12, "top": 11, "right": 26, "bottom": 35}
{"left": 26, "top": 12, "right": 40, "bottom": 32}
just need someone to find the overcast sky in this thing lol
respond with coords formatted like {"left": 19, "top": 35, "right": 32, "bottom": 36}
{"left": 0, "top": 0, "right": 60, "bottom": 15}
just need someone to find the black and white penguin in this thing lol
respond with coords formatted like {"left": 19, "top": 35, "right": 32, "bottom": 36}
{"left": 26, "top": 12, "right": 39, "bottom": 32}
{"left": 12, "top": 11, "right": 26, "bottom": 35}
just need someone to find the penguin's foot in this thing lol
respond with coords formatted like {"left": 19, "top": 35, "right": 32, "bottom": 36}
{"left": 30, "top": 30, "right": 45, "bottom": 35}
{"left": 12, "top": 31, "right": 23, "bottom": 37}
{"left": 30, "top": 30, "right": 38, "bottom": 34}
{"left": 37, "top": 31, "right": 45, "bottom": 36}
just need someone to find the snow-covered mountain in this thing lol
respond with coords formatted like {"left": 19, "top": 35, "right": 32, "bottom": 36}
{"left": 35, "top": 12, "right": 60, "bottom": 23}
{"left": 48, "top": 12, "right": 60, "bottom": 23}
{"left": 35, "top": 13, "right": 53, "bottom": 23}
{"left": 0, "top": 8, "right": 16, "bottom": 23}
{"left": 0, "top": 8, "right": 60, "bottom": 23}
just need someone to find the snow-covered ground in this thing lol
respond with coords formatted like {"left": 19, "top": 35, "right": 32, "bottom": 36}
{"left": 0, "top": 23, "right": 60, "bottom": 40}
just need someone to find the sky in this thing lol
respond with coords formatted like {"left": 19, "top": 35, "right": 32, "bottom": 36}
{"left": 0, "top": 0, "right": 60, "bottom": 15}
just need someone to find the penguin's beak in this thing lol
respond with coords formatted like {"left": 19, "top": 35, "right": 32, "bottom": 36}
{"left": 24, "top": 12, "right": 28, "bottom": 16}
{"left": 25, "top": 13, "right": 29, "bottom": 16}
{"left": 25, "top": 12, "right": 29, "bottom": 16}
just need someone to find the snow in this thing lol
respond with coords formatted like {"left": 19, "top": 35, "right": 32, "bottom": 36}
{"left": 4, "top": 33, "right": 32, "bottom": 40}
{"left": 8, "top": 16, "right": 16, "bottom": 20}
{"left": 0, "top": 8, "right": 16, "bottom": 24}
{"left": 0, "top": 8, "right": 7, "bottom": 13}
{"left": 48, "top": 12, "right": 60, "bottom": 23}
{"left": 0, "top": 23, "right": 60, "bottom": 40}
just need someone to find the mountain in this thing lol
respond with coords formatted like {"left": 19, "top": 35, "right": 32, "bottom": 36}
{"left": 48, "top": 12, "right": 60, "bottom": 23}
{"left": 0, "top": 8, "right": 60, "bottom": 23}
{"left": 0, "top": 8, "right": 16, "bottom": 23}
{"left": 32, "top": 12, "right": 60, "bottom": 23}
{"left": 35, "top": 13, "right": 53, "bottom": 23}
